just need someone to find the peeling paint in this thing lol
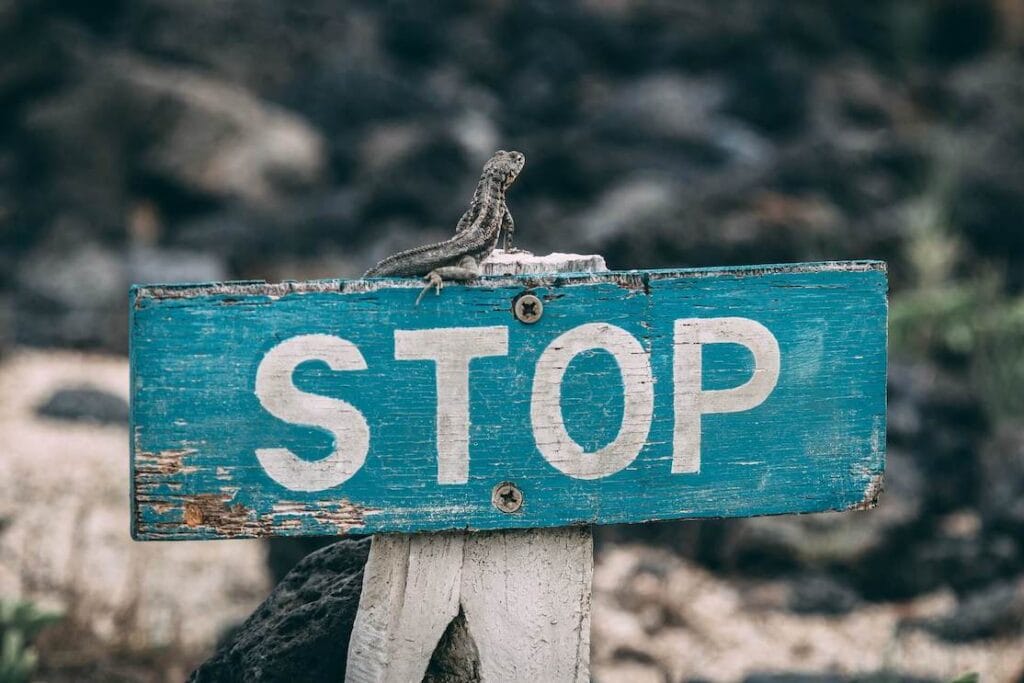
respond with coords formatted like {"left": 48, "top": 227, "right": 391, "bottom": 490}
{"left": 132, "top": 259, "right": 886, "bottom": 303}
{"left": 136, "top": 491, "right": 375, "bottom": 538}
{"left": 849, "top": 473, "right": 885, "bottom": 511}
{"left": 135, "top": 448, "right": 197, "bottom": 476}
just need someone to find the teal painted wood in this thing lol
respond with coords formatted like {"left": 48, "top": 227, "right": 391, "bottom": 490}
{"left": 130, "top": 261, "right": 887, "bottom": 540}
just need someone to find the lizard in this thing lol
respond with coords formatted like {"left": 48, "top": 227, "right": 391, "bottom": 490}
{"left": 363, "top": 149, "right": 526, "bottom": 305}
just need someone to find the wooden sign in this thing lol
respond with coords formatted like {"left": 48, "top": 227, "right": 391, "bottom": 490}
{"left": 130, "top": 260, "right": 887, "bottom": 541}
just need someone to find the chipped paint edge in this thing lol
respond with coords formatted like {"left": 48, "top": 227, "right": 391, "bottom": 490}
{"left": 848, "top": 473, "right": 885, "bottom": 511}
{"left": 131, "top": 440, "right": 379, "bottom": 540}
{"left": 131, "top": 259, "right": 887, "bottom": 304}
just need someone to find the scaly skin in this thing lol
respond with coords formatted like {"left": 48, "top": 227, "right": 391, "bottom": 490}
{"left": 364, "top": 150, "right": 525, "bottom": 304}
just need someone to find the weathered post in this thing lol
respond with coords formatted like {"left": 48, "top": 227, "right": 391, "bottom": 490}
{"left": 346, "top": 252, "right": 606, "bottom": 682}
{"left": 130, "top": 254, "right": 887, "bottom": 682}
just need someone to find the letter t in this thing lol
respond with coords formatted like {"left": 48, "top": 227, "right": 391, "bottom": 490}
{"left": 395, "top": 326, "right": 509, "bottom": 484}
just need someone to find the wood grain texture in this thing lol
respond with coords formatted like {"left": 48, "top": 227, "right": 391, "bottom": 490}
{"left": 346, "top": 527, "right": 593, "bottom": 683}
{"left": 130, "top": 257, "right": 887, "bottom": 541}
{"left": 346, "top": 532, "right": 464, "bottom": 682}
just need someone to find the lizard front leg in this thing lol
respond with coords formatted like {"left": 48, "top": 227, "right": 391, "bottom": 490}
{"left": 415, "top": 255, "right": 481, "bottom": 305}
{"left": 501, "top": 205, "right": 516, "bottom": 252}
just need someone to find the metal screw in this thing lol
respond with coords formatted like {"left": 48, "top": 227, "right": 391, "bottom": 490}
{"left": 513, "top": 293, "right": 543, "bottom": 324}
{"left": 492, "top": 482, "right": 523, "bottom": 513}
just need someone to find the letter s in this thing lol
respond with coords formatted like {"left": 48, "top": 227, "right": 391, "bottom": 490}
{"left": 254, "top": 334, "right": 370, "bottom": 492}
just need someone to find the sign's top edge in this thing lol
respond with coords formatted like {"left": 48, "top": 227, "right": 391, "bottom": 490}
{"left": 130, "top": 259, "right": 887, "bottom": 300}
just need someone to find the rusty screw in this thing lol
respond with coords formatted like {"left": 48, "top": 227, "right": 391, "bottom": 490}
{"left": 492, "top": 482, "right": 523, "bottom": 513}
{"left": 513, "top": 293, "right": 543, "bottom": 324}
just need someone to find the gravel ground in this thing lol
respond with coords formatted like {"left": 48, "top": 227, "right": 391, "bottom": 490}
{"left": 592, "top": 545, "right": 1024, "bottom": 682}
{"left": 0, "top": 350, "right": 270, "bottom": 669}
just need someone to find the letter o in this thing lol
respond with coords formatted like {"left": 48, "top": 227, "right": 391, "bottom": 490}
{"left": 531, "top": 323, "right": 654, "bottom": 479}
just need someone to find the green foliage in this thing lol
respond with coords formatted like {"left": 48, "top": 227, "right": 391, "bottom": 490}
{"left": 0, "top": 600, "right": 63, "bottom": 683}
{"left": 947, "top": 673, "right": 980, "bottom": 683}
{"left": 890, "top": 283, "right": 987, "bottom": 359}
{"left": 891, "top": 282, "right": 1024, "bottom": 422}
{"left": 971, "top": 299, "right": 1024, "bottom": 421}
{"left": 891, "top": 130, "right": 1024, "bottom": 423}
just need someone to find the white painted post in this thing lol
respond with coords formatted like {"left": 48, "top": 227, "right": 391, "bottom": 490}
{"left": 345, "top": 251, "right": 607, "bottom": 683}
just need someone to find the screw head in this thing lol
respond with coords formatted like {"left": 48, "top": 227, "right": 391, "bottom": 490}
{"left": 513, "top": 293, "right": 543, "bottom": 324}
{"left": 492, "top": 482, "right": 523, "bottom": 513}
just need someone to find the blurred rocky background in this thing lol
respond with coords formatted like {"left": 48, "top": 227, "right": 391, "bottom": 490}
{"left": 1, "top": 0, "right": 1023, "bottom": 680}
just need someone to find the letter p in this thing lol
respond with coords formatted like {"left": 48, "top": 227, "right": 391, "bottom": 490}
{"left": 673, "top": 317, "right": 780, "bottom": 474}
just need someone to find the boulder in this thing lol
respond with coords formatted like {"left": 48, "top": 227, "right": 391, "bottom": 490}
{"left": 35, "top": 386, "right": 128, "bottom": 426}
{"left": 978, "top": 424, "right": 1024, "bottom": 534}
{"left": 14, "top": 241, "right": 125, "bottom": 348}
{"left": 786, "top": 572, "right": 860, "bottom": 615}
{"left": 25, "top": 52, "right": 326, "bottom": 212}
{"left": 192, "top": 537, "right": 485, "bottom": 682}
{"left": 190, "top": 537, "right": 370, "bottom": 683}
{"left": 906, "top": 579, "right": 1024, "bottom": 642}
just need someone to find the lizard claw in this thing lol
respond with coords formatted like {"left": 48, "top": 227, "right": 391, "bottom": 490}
{"left": 415, "top": 271, "right": 443, "bottom": 306}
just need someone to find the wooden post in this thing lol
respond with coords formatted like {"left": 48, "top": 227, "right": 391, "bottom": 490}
{"left": 345, "top": 252, "right": 607, "bottom": 683}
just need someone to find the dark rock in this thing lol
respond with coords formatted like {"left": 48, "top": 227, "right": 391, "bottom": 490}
{"left": 943, "top": 56, "right": 1024, "bottom": 287}
{"left": 119, "top": 0, "right": 353, "bottom": 94}
{"left": 190, "top": 537, "right": 371, "bottom": 683}
{"left": 724, "top": 47, "right": 810, "bottom": 138}
{"left": 281, "top": 63, "right": 441, "bottom": 140}
{"left": 126, "top": 246, "right": 228, "bottom": 286}
{"left": 978, "top": 425, "right": 1024, "bottom": 534}
{"left": 35, "top": 386, "right": 128, "bottom": 425}
{"left": 901, "top": 530, "right": 1020, "bottom": 596}
{"left": 359, "top": 130, "right": 472, "bottom": 227}
{"left": 906, "top": 579, "right": 1024, "bottom": 642}
{"left": 380, "top": 1, "right": 453, "bottom": 69}
{"left": 423, "top": 609, "right": 481, "bottom": 683}
{"left": 727, "top": 449, "right": 922, "bottom": 575}
{"left": 170, "top": 188, "right": 367, "bottom": 275}
{"left": 266, "top": 537, "right": 339, "bottom": 585}
{"left": 572, "top": 176, "right": 685, "bottom": 251}
{"left": 0, "top": 294, "right": 13, "bottom": 358}
{"left": 787, "top": 573, "right": 860, "bottom": 615}
{"left": 923, "top": 0, "right": 998, "bottom": 65}
{"left": 13, "top": 237, "right": 231, "bottom": 351}
{"left": 588, "top": 72, "right": 757, "bottom": 170}
{"left": 886, "top": 361, "right": 987, "bottom": 513}
{"left": 197, "top": 535, "right": 492, "bottom": 682}
{"left": 24, "top": 52, "right": 326, "bottom": 214}
{"left": 14, "top": 241, "right": 125, "bottom": 349}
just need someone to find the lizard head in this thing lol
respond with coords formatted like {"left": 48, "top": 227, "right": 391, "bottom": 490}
{"left": 486, "top": 150, "right": 526, "bottom": 189}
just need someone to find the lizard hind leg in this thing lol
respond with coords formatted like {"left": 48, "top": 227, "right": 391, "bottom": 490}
{"left": 414, "top": 256, "right": 481, "bottom": 306}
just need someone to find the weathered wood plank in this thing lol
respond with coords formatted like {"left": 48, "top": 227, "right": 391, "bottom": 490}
{"left": 130, "top": 256, "right": 887, "bottom": 540}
